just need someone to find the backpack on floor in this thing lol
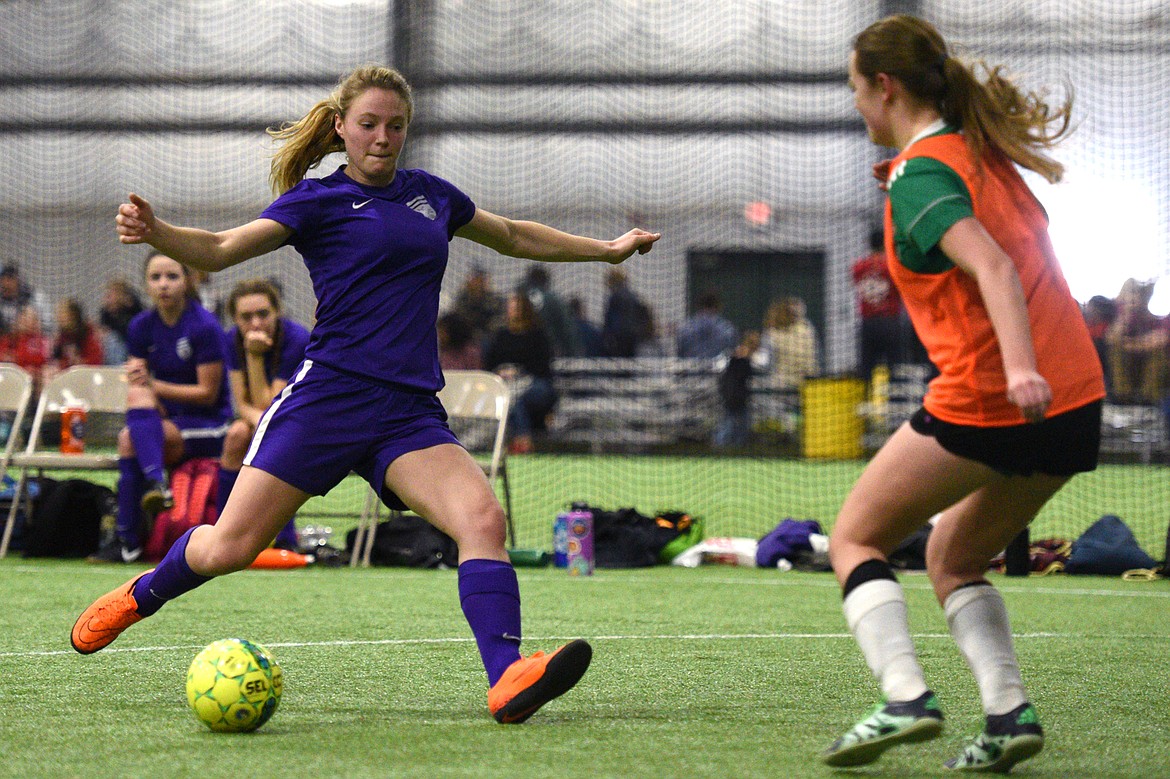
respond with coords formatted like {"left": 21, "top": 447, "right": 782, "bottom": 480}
{"left": 22, "top": 478, "right": 111, "bottom": 558}
{"left": 344, "top": 514, "right": 458, "bottom": 568}
{"left": 145, "top": 457, "right": 220, "bottom": 562}
{"left": 587, "top": 505, "right": 691, "bottom": 568}
{"left": 1064, "top": 514, "right": 1156, "bottom": 576}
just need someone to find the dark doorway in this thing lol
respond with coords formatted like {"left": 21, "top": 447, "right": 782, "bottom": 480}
{"left": 685, "top": 248, "right": 826, "bottom": 341}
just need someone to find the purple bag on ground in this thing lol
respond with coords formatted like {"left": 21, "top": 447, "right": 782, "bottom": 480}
{"left": 756, "top": 518, "right": 824, "bottom": 568}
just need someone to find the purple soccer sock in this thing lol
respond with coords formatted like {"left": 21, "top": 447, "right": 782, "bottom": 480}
{"left": 458, "top": 558, "right": 523, "bottom": 686}
{"left": 126, "top": 408, "right": 167, "bottom": 484}
{"left": 215, "top": 467, "right": 238, "bottom": 517}
{"left": 274, "top": 519, "right": 299, "bottom": 550}
{"left": 116, "top": 457, "right": 145, "bottom": 548}
{"left": 132, "top": 527, "right": 212, "bottom": 617}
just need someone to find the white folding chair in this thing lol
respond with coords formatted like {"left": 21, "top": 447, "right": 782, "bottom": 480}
{"left": 0, "top": 364, "right": 35, "bottom": 557}
{"left": 0, "top": 366, "right": 128, "bottom": 558}
{"left": 350, "top": 369, "right": 513, "bottom": 567}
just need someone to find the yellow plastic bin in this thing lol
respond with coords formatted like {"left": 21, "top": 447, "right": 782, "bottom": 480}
{"left": 801, "top": 377, "right": 865, "bottom": 459}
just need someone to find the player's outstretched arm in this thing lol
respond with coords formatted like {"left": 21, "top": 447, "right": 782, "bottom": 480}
{"left": 456, "top": 208, "right": 660, "bottom": 264}
{"left": 115, "top": 193, "right": 292, "bottom": 272}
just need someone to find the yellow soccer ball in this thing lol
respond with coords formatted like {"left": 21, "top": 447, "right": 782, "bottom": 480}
{"left": 186, "top": 638, "right": 282, "bottom": 732}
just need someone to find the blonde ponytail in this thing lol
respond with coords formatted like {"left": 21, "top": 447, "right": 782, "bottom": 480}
{"left": 266, "top": 65, "right": 415, "bottom": 195}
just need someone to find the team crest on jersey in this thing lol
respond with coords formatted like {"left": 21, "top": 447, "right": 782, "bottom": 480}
{"left": 887, "top": 159, "right": 908, "bottom": 188}
{"left": 406, "top": 195, "right": 437, "bottom": 220}
{"left": 176, "top": 337, "right": 192, "bottom": 362}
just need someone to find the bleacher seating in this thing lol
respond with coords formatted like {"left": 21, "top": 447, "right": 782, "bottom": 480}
{"left": 544, "top": 358, "right": 1169, "bottom": 462}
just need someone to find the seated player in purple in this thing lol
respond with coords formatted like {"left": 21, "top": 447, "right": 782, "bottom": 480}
{"left": 78, "top": 64, "right": 660, "bottom": 723}
{"left": 90, "top": 251, "right": 232, "bottom": 564}
{"left": 218, "top": 278, "right": 310, "bottom": 550}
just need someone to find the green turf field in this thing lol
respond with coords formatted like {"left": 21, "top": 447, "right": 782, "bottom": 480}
{"left": 1, "top": 560, "right": 1166, "bottom": 778}
{"left": 17, "top": 453, "right": 1168, "bottom": 559}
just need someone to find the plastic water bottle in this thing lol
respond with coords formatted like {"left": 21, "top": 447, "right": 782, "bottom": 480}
{"left": 565, "top": 504, "right": 594, "bottom": 576}
{"left": 60, "top": 405, "right": 87, "bottom": 453}
{"left": 552, "top": 512, "right": 570, "bottom": 568}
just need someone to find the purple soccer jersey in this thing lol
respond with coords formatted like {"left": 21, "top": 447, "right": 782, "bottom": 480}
{"left": 224, "top": 317, "right": 312, "bottom": 383}
{"left": 260, "top": 166, "right": 476, "bottom": 391}
{"left": 125, "top": 300, "right": 232, "bottom": 429}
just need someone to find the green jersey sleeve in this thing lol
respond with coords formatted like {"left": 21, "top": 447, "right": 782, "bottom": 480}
{"left": 887, "top": 156, "right": 973, "bottom": 273}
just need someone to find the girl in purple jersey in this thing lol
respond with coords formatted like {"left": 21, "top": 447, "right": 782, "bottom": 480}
{"left": 217, "top": 278, "right": 310, "bottom": 550}
{"left": 90, "top": 252, "right": 232, "bottom": 564}
{"left": 76, "top": 64, "right": 660, "bottom": 724}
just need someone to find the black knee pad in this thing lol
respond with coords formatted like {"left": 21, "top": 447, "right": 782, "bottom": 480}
{"left": 843, "top": 558, "right": 897, "bottom": 599}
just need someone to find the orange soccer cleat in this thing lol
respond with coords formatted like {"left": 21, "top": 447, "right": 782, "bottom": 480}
{"left": 70, "top": 570, "right": 152, "bottom": 654}
{"left": 487, "top": 639, "right": 592, "bottom": 724}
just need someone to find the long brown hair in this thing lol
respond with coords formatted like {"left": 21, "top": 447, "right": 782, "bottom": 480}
{"left": 267, "top": 65, "right": 414, "bottom": 194}
{"left": 226, "top": 278, "right": 286, "bottom": 382}
{"left": 853, "top": 14, "right": 1073, "bottom": 183}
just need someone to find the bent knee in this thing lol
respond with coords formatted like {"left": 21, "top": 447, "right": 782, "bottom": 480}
{"left": 194, "top": 533, "right": 265, "bottom": 575}
{"left": 455, "top": 502, "right": 508, "bottom": 547}
{"left": 126, "top": 384, "right": 156, "bottom": 408}
{"left": 117, "top": 427, "right": 134, "bottom": 457}
{"left": 221, "top": 420, "right": 255, "bottom": 462}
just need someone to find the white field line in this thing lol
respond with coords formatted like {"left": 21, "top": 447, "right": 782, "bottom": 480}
{"left": 2, "top": 630, "right": 1165, "bottom": 659}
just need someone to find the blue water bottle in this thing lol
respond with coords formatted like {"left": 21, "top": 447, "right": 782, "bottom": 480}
{"left": 552, "top": 511, "right": 570, "bottom": 568}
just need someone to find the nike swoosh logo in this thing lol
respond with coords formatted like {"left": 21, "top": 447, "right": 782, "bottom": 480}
{"left": 352, "top": 199, "right": 373, "bottom": 209}
{"left": 502, "top": 633, "right": 522, "bottom": 643}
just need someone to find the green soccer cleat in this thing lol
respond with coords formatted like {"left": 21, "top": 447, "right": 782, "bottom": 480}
{"left": 822, "top": 690, "right": 945, "bottom": 767}
{"left": 945, "top": 702, "right": 1044, "bottom": 773}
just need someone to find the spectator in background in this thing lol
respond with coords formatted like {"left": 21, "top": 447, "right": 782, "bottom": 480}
{"left": 763, "top": 296, "right": 819, "bottom": 388}
{"left": 602, "top": 267, "right": 651, "bottom": 357}
{"left": 0, "top": 305, "right": 51, "bottom": 391}
{"left": 634, "top": 304, "right": 669, "bottom": 357}
{"left": 217, "top": 279, "right": 310, "bottom": 551}
{"left": 519, "top": 265, "right": 580, "bottom": 357}
{"left": 437, "top": 311, "right": 483, "bottom": 371}
{"left": 714, "top": 330, "right": 761, "bottom": 448}
{"left": 852, "top": 227, "right": 906, "bottom": 385}
{"left": 569, "top": 296, "right": 605, "bottom": 357}
{"left": 100, "top": 276, "right": 145, "bottom": 365}
{"left": 49, "top": 298, "right": 104, "bottom": 377}
{"left": 90, "top": 251, "right": 232, "bottom": 564}
{"left": 452, "top": 265, "right": 506, "bottom": 348}
{"left": 1106, "top": 278, "right": 1167, "bottom": 404}
{"left": 484, "top": 293, "right": 556, "bottom": 454}
{"left": 0, "top": 263, "right": 52, "bottom": 336}
{"left": 677, "top": 289, "right": 738, "bottom": 359}
{"left": 1082, "top": 295, "right": 1117, "bottom": 396}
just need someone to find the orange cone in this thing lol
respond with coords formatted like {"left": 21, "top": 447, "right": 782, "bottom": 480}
{"left": 249, "top": 548, "right": 313, "bottom": 569}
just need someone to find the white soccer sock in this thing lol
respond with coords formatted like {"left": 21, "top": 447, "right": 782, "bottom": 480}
{"left": 843, "top": 579, "right": 928, "bottom": 702}
{"left": 944, "top": 584, "right": 1028, "bottom": 716}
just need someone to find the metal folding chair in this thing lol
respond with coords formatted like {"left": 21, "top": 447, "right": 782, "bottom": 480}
{"left": 350, "top": 370, "right": 513, "bottom": 567}
{"left": 0, "top": 364, "right": 35, "bottom": 557}
{"left": 0, "top": 366, "right": 128, "bottom": 558}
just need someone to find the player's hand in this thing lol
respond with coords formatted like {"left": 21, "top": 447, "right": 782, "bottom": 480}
{"left": 872, "top": 159, "right": 892, "bottom": 191}
{"left": 1006, "top": 369, "right": 1052, "bottom": 423}
{"left": 607, "top": 229, "right": 662, "bottom": 264}
{"left": 116, "top": 193, "right": 157, "bottom": 244}
{"left": 244, "top": 330, "right": 274, "bottom": 354}
{"left": 124, "top": 357, "right": 150, "bottom": 387}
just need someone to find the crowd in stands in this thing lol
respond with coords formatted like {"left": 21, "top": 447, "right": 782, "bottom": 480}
{"left": 434, "top": 256, "right": 1170, "bottom": 454}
